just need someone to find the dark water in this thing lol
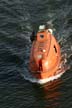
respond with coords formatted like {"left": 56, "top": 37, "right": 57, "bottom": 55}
{"left": 0, "top": 0, "right": 72, "bottom": 108}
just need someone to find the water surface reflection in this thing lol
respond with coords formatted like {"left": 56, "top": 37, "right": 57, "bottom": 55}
{"left": 33, "top": 79, "right": 63, "bottom": 108}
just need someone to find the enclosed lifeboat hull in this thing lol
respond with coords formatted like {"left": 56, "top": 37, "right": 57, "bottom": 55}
{"left": 29, "top": 29, "right": 61, "bottom": 81}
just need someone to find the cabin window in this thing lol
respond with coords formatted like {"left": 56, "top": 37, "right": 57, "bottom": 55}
{"left": 40, "top": 35, "right": 44, "bottom": 38}
{"left": 54, "top": 45, "right": 57, "bottom": 53}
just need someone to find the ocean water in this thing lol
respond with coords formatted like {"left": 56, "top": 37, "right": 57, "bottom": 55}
{"left": 0, "top": 0, "right": 72, "bottom": 108}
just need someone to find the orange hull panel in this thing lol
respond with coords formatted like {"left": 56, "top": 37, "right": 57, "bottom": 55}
{"left": 29, "top": 29, "right": 61, "bottom": 80}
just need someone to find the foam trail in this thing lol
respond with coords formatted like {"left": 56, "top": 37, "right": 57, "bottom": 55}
{"left": 21, "top": 70, "right": 65, "bottom": 84}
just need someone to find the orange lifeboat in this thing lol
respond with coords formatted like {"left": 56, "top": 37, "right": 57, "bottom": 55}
{"left": 29, "top": 25, "right": 63, "bottom": 81}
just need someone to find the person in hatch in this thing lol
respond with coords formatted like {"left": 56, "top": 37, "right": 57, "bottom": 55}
{"left": 30, "top": 30, "right": 36, "bottom": 42}
{"left": 30, "top": 24, "right": 53, "bottom": 42}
